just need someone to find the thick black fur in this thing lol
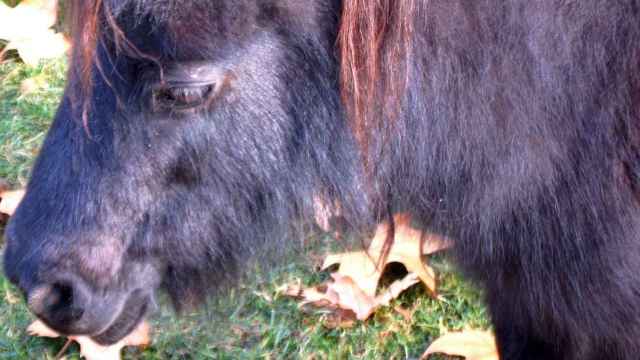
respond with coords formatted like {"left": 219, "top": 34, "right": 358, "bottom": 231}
{"left": 4, "top": 1, "right": 640, "bottom": 358}
{"left": 373, "top": 2, "right": 640, "bottom": 359}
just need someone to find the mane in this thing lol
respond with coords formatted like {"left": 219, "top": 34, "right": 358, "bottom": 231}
{"left": 67, "top": 0, "right": 101, "bottom": 109}
{"left": 338, "top": 0, "right": 416, "bottom": 166}
{"left": 337, "top": 0, "right": 420, "bottom": 262}
{"left": 67, "top": 0, "right": 161, "bottom": 128}
{"left": 69, "top": 0, "right": 415, "bottom": 139}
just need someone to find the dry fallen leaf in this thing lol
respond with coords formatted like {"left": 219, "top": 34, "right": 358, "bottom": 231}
{"left": 0, "top": 0, "right": 69, "bottom": 65}
{"left": 279, "top": 279, "right": 333, "bottom": 305}
{"left": 27, "top": 319, "right": 151, "bottom": 360}
{"left": 320, "top": 308, "right": 357, "bottom": 329}
{"left": 322, "top": 213, "right": 451, "bottom": 297}
{"left": 373, "top": 272, "right": 421, "bottom": 308}
{"left": 281, "top": 272, "right": 419, "bottom": 322}
{"left": 324, "top": 273, "right": 377, "bottom": 320}
{"left": 0, "top": 189, "right": 25, "bottom": 216}
{"left": 421, "top": 330, "right": 499, "bottom": 360}
{"left": 27, "top": 319, "right": 61, "bottom": 338}
{"left": 282, "top": 214, "right": 449, "bottom": 325}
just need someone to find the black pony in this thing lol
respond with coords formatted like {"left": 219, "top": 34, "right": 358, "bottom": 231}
{"left": 5, "top": 1, "right": 640, "bottom": 359}
{"left": 4, "top": 0, "right": 364, "bottom": 345}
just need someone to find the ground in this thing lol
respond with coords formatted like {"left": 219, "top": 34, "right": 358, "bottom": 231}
{"left": 0, "top": 58, "right": 489, "bottom": 359}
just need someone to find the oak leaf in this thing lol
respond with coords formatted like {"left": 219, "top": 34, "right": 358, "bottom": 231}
{"left": 323, "top": 273, "right": 377, "bottom": 320}
{"left": 322, "top": 213, "right": 450, "bottom": 297}
{"left": 0, "top": 0, "right": 69, "bottom": 65}
{"left": 282, "top": 214, "right": 449, "bottom": 324}
{"left": 421, "top": 330, "right": 499, "bottom": 360}
{"left": 281, "top": 272, "right": 420, "bottom": 322}
{"left": 27, "top": 319, "right": 151, "bottom": 360}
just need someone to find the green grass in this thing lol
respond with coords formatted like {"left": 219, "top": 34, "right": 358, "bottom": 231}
{"left": 0, "top": 58, "right": 490, "bottom": 359}
{"left": 0, "top": 59, "right": 66, "bottom": 185}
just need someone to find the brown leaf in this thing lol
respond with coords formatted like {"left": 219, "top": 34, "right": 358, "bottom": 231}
{"left": 281, "top": 273, "right": 420, "bottom": 321}
{"left": 27, "top": 319, "right": 60, "bottom": 338}
{"left": 283, "top": 214, "right": 450, "bottom": 323}
{"left": 279, "top": 281, "right": 357, "bottom": 328}
{"left": 322, "top": 252, "right": 381, "bottom": 297}
{"left": 325, "top": 273, "right": 377, "bottom": 320}
{"left": 278, "top": 280, "right": 333, "bottom": 305}
{"left": 0, "top": 0, "right": 69, "bottom": 65}
{"left": 373, "top": 272, "right": 420, "bottom": 308}
{"left": 321, "top": 308, "right": 357, "bottom": 329}
{"left": 0, "top": 189, "right": 25, "bottom": 216}
{"left": 421, "top": 330, "right": 499, "bottom": 360}
{"left": 322, "top": 213, "right": 451, "bottom": 297}
{"left": 122, "top": 320, "right": 151, "bottom": 348}
{"left": 27, "top": 319, "right": 151, "bottom": 360}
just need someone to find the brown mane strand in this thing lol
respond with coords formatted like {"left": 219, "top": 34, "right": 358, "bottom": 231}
{"left": 67, "top": 0, "right": 160, "bottom": 132}
{"left": 338, "top": 0, "right": 416, "bottom": 166}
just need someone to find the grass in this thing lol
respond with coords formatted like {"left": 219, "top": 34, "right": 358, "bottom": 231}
{"left": 0, "top": 59, "right": 65, "bottom": 185}
{"left": 0, "top": 58, "right": 490, "bottom": 359}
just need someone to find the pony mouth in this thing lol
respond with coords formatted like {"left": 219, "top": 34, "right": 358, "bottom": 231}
{"left": 90, "top": 290, "right": 151, "bottom": 345}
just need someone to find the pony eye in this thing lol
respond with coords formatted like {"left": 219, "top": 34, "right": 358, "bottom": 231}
{"left": 153, "top": 84, "right": 214, "bottom": 111}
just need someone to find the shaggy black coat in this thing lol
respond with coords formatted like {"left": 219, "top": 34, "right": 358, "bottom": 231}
{"left": 3, "top": 1, "right": 640, "bottom": 359}
{"left": 370, "top": 2, "right": 640, "bottom": 359}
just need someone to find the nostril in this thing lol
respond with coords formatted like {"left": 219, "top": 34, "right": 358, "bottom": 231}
{"left": 28, "top": 281, "right": 85, "bottom": 325}
{"left": 49, "top": 282, "right": 84, "bottom": 320}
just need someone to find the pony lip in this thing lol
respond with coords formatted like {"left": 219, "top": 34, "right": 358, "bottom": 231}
{"left": 90, "top": 290, "right": 151, "bottom": 346}
{"left": 26, "top": 281, "right": 130, "bottom": 339}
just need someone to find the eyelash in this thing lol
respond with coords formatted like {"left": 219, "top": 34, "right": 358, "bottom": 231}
{"left": 152, "top": 84, "right": 215, "bottom": 111}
